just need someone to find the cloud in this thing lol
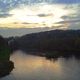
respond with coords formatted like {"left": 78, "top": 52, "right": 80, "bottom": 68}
{"left": 0, "top": 1, "right": 80, "bottom": 29}
{"left": 0, "top": 3, "right": 68, "bottom": 28}
{"left": 57, "top": 19, "right": 80, "bottom": 24}
{"left": 37, "top": 13, "right": 53, "bottom": 17}
{"left": 0, "top": 13, "right": 12, "bottom": 18}
{"left": 53, "top": 0, "right": 80, "bottom": 4}
{"left": 0, "top": 0, "right": 79, "bottom": 14}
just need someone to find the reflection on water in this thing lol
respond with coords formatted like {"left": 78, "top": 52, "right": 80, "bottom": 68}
{"left": 1, "top": 51, "right": 80, "bottom": 80}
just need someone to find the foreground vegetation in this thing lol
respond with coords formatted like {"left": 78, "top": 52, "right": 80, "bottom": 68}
{"left": 0, "top": 36, "right": 14, "bottom": 78}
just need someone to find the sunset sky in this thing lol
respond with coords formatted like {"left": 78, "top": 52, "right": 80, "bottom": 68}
{"left": 0, "top": 0, "right": 80, "bottom": 37}
{"left": 0, "top": 0, "right": 80, "bottom": 29}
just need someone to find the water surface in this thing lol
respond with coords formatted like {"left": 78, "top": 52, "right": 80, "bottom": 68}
{"left": 1, "top": 51, "right": 80, "bottom": 80}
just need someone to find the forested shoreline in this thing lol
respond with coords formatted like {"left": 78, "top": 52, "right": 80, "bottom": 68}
{"left": 8, "top": 30, "right": 80, "bottom": 59}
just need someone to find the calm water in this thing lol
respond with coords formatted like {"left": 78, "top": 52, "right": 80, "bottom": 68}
{"left": 1, "top": 51, "right": 80, "bottom": 80}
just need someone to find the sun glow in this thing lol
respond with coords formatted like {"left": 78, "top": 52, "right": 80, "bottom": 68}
{"left": 0, "top": 3, "right": 70, "bottom": 28}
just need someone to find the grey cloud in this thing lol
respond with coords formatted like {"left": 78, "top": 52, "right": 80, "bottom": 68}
{"left": 57, "top": 19, "right": 80, "bottom": 24}
{"left": 21, "top": 22, "right": 31, "bottom": 24}
{"left": 38, "top": 14, "right": 48, "bottom": 17}
{"left": 0, "top": 14, "right": 13, "bottom": 18}
{"left": 68, "top": 22, "right": 80, "bottom": 29}
{"left": 37, "top": 14, "right": 53, "bottom": 17}
{"left": 61, "top": 16, "right": 69, "bottom": 19}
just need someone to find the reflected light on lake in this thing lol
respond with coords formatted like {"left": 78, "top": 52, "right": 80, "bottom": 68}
{"left": 1, "top": 50, "right": 80, "bottom": 80}
{"left": 11, "top": 51, "right": 62, "bottom": 75}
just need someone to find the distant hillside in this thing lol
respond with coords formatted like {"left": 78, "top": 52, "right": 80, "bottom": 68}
{"left": 0, "top": 27, "right": 50, "bottom": 37}
{"left": 9, "top": 30, "right": 80, "bottom": 58}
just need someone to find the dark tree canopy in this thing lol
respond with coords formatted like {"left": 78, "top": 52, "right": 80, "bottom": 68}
{"left": 9, "top": 30, "right": 80, "bottom": 58}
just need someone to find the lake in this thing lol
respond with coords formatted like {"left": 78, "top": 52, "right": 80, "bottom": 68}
{"left": 1, "top": 50, "right": 80, "bottom": 80}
